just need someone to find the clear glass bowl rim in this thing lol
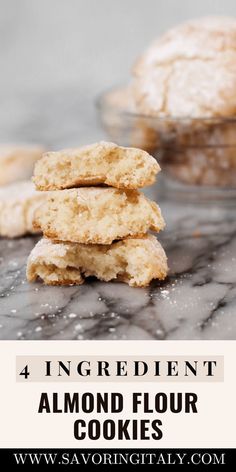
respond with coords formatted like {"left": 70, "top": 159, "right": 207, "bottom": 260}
{"left": 96, "top": 85, "right": 236, "bottom": 124}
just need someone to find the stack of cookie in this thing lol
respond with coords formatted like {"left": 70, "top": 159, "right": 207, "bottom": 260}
{"left": 27, "top": 141, "right": 168, "bottom": 287}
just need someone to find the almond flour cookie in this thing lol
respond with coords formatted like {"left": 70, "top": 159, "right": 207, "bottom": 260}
{"left": 33, "top": 187, "right": 165, "bottom": 244}
{"left": 33, "top": 141, "right": 160, "bottom": 190}
{"left": 0, "top": 144, "right": 44, "bottom": 186}
{"left": 0, "top": 181, "right": 47, "bottom": 238}
{"left": 26, "top": 235, "right": 168, "bottom": 287}
{"left": 132, "top": 17, "right": 236, "bottom": 118}
{"left": 100, "top": 87, "right": 162, "bottom": 154}
{"left": 103, "top": 85, "right": 136, "bottom": 113}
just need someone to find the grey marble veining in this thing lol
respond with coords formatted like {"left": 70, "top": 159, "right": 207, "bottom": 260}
{"left": 1, "top": 196, "right": 235, "bottom": 340}
{"left": 1, "top": 1, "right": 236, "bottom": 340}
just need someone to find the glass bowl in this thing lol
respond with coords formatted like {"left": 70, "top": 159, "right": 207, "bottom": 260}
{"left": 96, "top": 86, "right": 236, "bottom": 202}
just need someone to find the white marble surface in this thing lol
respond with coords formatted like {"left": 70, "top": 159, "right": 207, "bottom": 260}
{"left": 1, "top": 192, "right": 235, "bottom": 340}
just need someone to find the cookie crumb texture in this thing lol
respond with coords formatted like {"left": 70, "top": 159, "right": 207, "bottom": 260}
{"left": 0, "top": 181, "right": 46, "bottom": 238}
{"left": 33, "top": 141, "right": 160, "bottom": 190}
{"left": 27, "top": 235, "right": 168, "bottom": 287}
{"left": 34, "top": 187, "right": 165, "bottom": 244}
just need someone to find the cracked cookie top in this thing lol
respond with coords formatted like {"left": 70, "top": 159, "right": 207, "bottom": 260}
{"left": 132, "top": 17, "right": 236, "bottom": 118}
